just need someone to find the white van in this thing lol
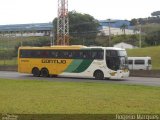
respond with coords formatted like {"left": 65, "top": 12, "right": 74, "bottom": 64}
{"left": 128, "top": 57, "right": 152, "bottom": 70}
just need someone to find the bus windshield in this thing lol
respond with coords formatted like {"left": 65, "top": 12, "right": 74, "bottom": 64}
{"left": 118, "top": 50, "right": 127, "bottom": 57}
{"left": 106, "top": 50, "right": 128, "bottom": 71}
{"left": 118, "top": 50, "right": 128, "bottom": 70}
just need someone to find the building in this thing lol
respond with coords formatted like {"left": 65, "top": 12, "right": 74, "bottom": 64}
{"left": 0, "top": 19, "right": 138, "bottom": 38}
{"left": 99, "top": 26, "right": 136, "bottom": 36}
{"left": 99, "top": 20, "right": 131, "bottom": 29}
{"left": 114, "top": 42, "right": 137, "bottom": 49}
{"left": 0, "top": 23, "right": 53, "bottom": 37}
{"left": 98, "top": 20, "right": 139, "bottom": 36}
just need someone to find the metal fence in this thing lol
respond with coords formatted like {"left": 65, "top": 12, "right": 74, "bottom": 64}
{"left": 0, "top": 34, "right": 53, "bottom": 67}
{"left": 0, "top": 36, "right": 18, "bottom": 66}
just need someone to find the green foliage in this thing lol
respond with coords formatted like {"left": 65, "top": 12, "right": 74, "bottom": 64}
{"left": 22, "top": 37, "right": 51, "bottom": 47}
{"left": 0, "top": 36, "right": 51, "bottom": 52}
{"left": 0, "top": 58, "right": 17, "bottom": 66}
{"left": 13, "top": 37, "right": 51, "bottom": 57}
{"left": 96, "top": 33, "right": 151, "bottom": 47}
{"left": 151, "top": 11, "right": 160, "bottom": 17}
{"left": 139, "top": 24, "right": 160, "bottom": 46}
{"left": 141, "top": 23, "right": 160, "bottom": 33}
{"left": 0, "top": 36, "right": 51, "bottom": 60}
{"left": 129, "top": 11, "right": 160, "bottom": 47}
{"left": 145, "top": 30, "right": 160, "bottom": 46}
{"left": 0, "top": 50, "right": 15, "bottom": 59}
{"left": 0, "top": 79, "right": 160, "bottom": 113}
{"left": 112, "top": 35, "right": 136, "bottom": 44}
{"left": 130, "top": 18, "right": 138, "bottom": 26}
{"left": 120, "top": 24, "right": 128, "bottom": 34}
{"left": 130, "top": 10, "right": 160, "bottom": 25}
{"left": 96, "top": 23, "right": 160, "bottom": 47}
{"left": 53, "top": 11, "right": 100, "bottom": 45}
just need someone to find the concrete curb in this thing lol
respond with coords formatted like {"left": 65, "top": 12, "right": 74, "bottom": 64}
{"left": 130, "top": 70, "right": 160, "bottom": 78}
{"left": 0, "top": 66, "right": 17, "bottom": 71}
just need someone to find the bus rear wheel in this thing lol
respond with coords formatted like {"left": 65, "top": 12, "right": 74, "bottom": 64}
{"left": 32, "top": 67, "right": 40, "bottom": 77}
{"left": 94, "top": 70, "right": 104, "bottom": 80}
{"left": 41, "top": 68, "right": 49, "bottom": 77}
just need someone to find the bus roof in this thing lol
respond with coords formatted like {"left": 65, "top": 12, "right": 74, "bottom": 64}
{"left": 19, "top": 46, "right": 125, "bottom": 51}
{"left": 128, "top": 57, "right": 151, "bottom": 59}
{"left": 19, "top": 45, "right": 86, "bottom": 50}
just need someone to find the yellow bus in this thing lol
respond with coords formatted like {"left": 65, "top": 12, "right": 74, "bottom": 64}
{"left": 18, "top": 45, "right": 129, "bottom": 79}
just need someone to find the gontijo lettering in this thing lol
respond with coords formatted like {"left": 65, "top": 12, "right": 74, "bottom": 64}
{"left": 42, "top": 59, "right": 66, "bottom": 64}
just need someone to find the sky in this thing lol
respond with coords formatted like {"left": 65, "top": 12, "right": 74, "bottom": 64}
{"left": 0, "top": 0, "right": 159, "bottom": 25}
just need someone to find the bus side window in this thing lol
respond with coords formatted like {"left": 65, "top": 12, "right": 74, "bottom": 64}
{"left": 78, "top": 50, "right": 89, "bottom": 59}
{"left": 57, "top": 50, "right": 65, "bottom": 58}
{"left": 21, "top": 50, "right": 32, "bottom": 58}
{"left": 72, "top": 51, "right": 80, "bottom": 59}
{"left": 20, "top": 50, "right": 24, "bottom": 58}
{"left": 63, "top": 51, "right": 69, "bottom": 58}
{"left": 91, "top": 50, "right": 103, "bottom": 59}
{"left": 106, "top": 51, "right": 111, "bottom": 57}
{"left": 41, "top": 50, "right": 49, "bottom": 58}
{"left": 135, "top": 60, "right": 145, "bottom": 65}
{"left": 148, "top": 60, "right": 151, "bottom": 65}
{"left": 98, "top": 51, "right": 104, "bottom": 59}
{"left": 61, "top": 50, "right": 73, "bottom": 59}
{"left": 36, "top": 51, "right": 41, "bottom": 58}
{"left": 82, "top": 51, "right": 88, "bottom": 59}
{"left": 20, "top": 50, "right": 26, "bottom": 58}
{"left": 66, "top": 50, "right": 73, "bottom": 59}
{"left": 91, "top": 51, "right": 97, "bottom": 59}
{"left": 110, "top": 50, "right": 117, "bottom": 57}
{"left": 128, "top": 60, "right": 133, "bottom": 64}
{"left": 84, "top": 50, "right": 91, "bottom": 59}
{"left": 30, "top": 50, "right": 36, "bottom": 58}
{"left": 50, "top": 51, "right": 56, "bottom": 58}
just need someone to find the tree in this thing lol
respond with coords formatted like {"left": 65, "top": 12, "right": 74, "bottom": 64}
{"left": 151, "top": 11, "right": 160, "bottom": 17}
{"left": 120, "top": 24, "right": 128, "bottom": 35}
{"left": 145, "top": 30, "right": 160, "bottom": 46}
{"left": 13, "top": 37, "right": 51, "bottom": 57}
{"left": 53, "top": 11, "right": 100, "bottom": 45}
{"left": 138, "top": 18, "right": 147, "bottom": 25}
{"left": 130, "top": 18, "right": 138, "bottom": 26}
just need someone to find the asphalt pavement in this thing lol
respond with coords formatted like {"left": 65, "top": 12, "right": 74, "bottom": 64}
{"left": 0, "top": 71, "right": 159, "bottom": 86}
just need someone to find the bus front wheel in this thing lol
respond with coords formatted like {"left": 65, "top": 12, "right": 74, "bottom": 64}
{"left": 41, "top": 68, "right": 49, "bottom": 77}
{"left": 32, "top": 67, "right": 40, "bottom": 77}
{"left": 94, "top": 70, "right": 104, "bottom": 80}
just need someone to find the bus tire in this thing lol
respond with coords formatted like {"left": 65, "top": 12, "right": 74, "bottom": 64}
{"left": 32, "top": 67, "right": 40, "bottom": 77}
{"left": 41, "top": 68, "right": 49, "bottom": 77}
{"left": 94, "top": 70, "right": 104, "bottom": 80}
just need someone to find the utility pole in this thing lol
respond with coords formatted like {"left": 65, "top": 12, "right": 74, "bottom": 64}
{"left": 139, "top": 24, "right": 142, "bottom": 48}
{"left": 57, "top": 0, "right": 69, "bottom": 45}
{"left": 105, "top": 19, "right": 115, "bottom": 47}
{"left": 105, "top": 19, "right": 115, "bottom": 46}
{"left": 50, "top": 29, "right": 54, "bottom": 46}
{"left": 108, "top": 19, "right": 111, "bottom": 47}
